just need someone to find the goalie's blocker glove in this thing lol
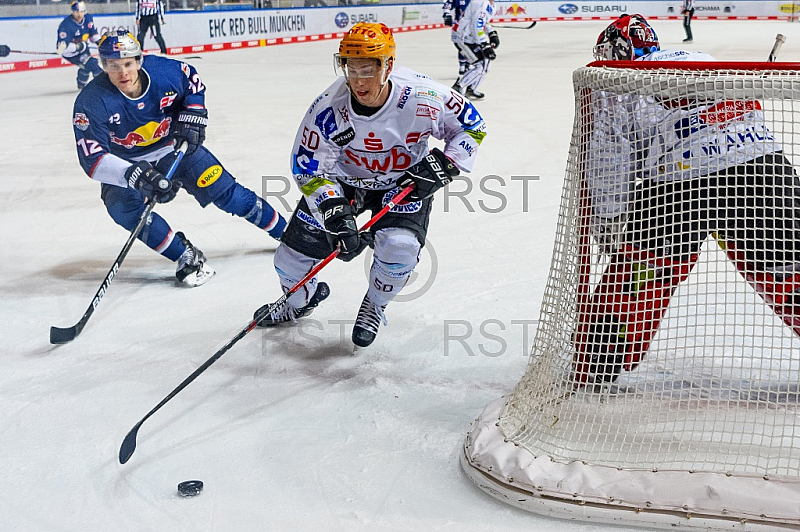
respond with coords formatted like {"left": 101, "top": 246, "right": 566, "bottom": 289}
{"left": 397, "top": 147, "right": 460, "bottom": 202}
{"left": 172, "top": 108, "right": 208, "bottom": 157}
{"left": 125, "top": 161, "right": 179, "bottom": 203}
{"left": 319, "top": 197, "right": 373, "bottom": 262}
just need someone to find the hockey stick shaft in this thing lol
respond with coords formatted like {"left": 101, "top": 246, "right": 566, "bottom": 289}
{"left": 118, "top": 183, "right": 416, "bottom": 464}
{"left": 50, "top": 143, "right": 188, "bottom": 345}
{"left": 492, "top": 21, "right": 537, "bottom": 29}
{"left": 0, "top": 45, "right": 59, "bottom": 57}
{"left": 768, "top": 33, "right": 786, "bottom": 62}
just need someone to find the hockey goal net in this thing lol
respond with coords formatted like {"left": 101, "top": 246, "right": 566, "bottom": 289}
{"left": 462, "top": 61, "right": 800, "bottom": 530}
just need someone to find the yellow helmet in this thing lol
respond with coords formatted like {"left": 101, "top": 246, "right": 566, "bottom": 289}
{"left": 338, "top": 23, "right": 396, "bottom": 66}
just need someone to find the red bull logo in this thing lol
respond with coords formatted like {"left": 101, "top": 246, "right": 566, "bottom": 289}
{"left": 505, "top": 3, "right": 527, "bottom": 15}
{"left": 110, "top": 118, "right": 172, "bottom": 149}
{"left": 73, "top": 113, "right": 90, "bottom": 131}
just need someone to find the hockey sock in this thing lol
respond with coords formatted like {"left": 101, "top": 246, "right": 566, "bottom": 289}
{"left": 104, "top": 189, "right": 185, "bottom": 261}
{"left": 574, "top": 244, "right": 699, "bottom": 383}
{"left": 273, "top": 244, "right": 320, "bottom": 309}
{"left": 212, "top": 183, "right": 287, "bottom": 239}
{"left": 368, "top": 228, "right": 420, "bottom": 307}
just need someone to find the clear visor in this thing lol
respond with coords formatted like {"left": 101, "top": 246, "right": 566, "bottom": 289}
{"left": 334, "top": 54, "right": 384, "bottom": 81}
{"left": 101, "top": 56, "right": 142, "bottom": 72}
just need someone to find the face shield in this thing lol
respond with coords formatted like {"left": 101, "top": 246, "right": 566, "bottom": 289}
{"left": 334, "top": 55, "right": 386, "bottom": 83}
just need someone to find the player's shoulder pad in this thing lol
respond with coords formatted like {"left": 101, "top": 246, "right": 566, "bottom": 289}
{"left": 306, "top": 77, "right": 347, "bottom": 116}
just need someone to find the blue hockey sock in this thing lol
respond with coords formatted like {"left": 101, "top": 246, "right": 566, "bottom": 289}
{"left": 213, "top": 183, "right": 286, "bottom": 240}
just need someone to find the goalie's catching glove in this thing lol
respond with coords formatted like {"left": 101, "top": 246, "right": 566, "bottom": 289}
{"left": 397, "top": 148, "right": 459, "bottom": 202}
{"left": 319, "top": 197, "right": 372, "bottom": 262}
{"left": 173, "top": 108, "right": 208, "bottom": 157}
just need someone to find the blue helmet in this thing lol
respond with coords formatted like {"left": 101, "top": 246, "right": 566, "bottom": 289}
{"left": 97, "top": 30, "right": 142, "bottom": 61}
{"left": 71, "top": 1, "right": 86, "bottom": 12}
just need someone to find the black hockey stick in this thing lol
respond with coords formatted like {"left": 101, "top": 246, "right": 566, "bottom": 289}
{"left": 50, "top": 142, "right": 188, "bottom": 345}
{"left": 768, "top": 33, "right": 786, "bottom": 62}
{"left": 0, "top": 45, "right": 61, "bottom": 57}
{"left": 118, "top": 183, "right": 416, "bottom": 464}
{"left": 492, "top": 21, "right": 537, "bottom": 29}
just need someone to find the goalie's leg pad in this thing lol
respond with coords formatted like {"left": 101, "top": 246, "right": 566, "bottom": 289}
{"left": 101, "top": 183, "right": 184, "bottom": 261}
{"left": 368, "top": 228, "right": 421, "bottom": 307}
{"left": 212, "top": 183, "right": 287, "bottom": 239}
{"left": 574, "top": 245, "right": 699, "bottom": 383}
{"left": 722, "top": 241, "right": 800, "bottom": 337}
{"left": 273, "top": 243, "right": 322, "bottom": 310}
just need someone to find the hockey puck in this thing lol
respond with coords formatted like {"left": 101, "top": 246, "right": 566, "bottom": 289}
{"left": 177, "top": 480, "right": 203, "bottom": 497}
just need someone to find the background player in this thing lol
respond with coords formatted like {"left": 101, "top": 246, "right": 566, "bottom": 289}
{"left": 254, "top": 22, "right": 487, "bottom": 349}
{"left": 575, "top": 14, "right": 800, "bottom": 383}
{"left": 56, "top": 1, "right": 102, "bottom": 90}
{"left": 452, "top": 0, "right": 498, "bottom": 100}
{"left": 72, "top": 30, "right": 287, "bottom": 287}
{"left": 136, "top": 0, "right": 168, "bottom": 55}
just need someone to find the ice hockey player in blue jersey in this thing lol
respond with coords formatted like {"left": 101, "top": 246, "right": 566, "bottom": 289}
{"left": 56, "top": 1, "right": 103, "bottom": 90}
{"left": 72, "top": 30, "right": 287, "bottom": 287}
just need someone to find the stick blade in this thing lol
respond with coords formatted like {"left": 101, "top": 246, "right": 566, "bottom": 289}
{"left": 119, "top": 426, "right": 140, "bottom": 464}
{"left": 50, "top": 325, "right": 78, "bottom": 344}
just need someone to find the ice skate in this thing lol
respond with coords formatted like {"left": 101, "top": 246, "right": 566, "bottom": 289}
{"left": 254, "top": 282, "right": 330, "bottom": 327}
{"left": 465, "top": 87, "right": 484, "bottom": 101}
{"left": 175, "top": 232, "right": 215, "bottom": 287}
{"left": 352, "top": 293, "right": 388, "bottom": 350}
{"left": 682, "top": 38, "right": 693, "bottom": 43}
{"left": 451, "top": 80, "right": 463, "bottom": 94}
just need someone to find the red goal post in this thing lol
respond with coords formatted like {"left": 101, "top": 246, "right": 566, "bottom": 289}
{"left": 462, "top": 61, "right": 800, "bottom": 530}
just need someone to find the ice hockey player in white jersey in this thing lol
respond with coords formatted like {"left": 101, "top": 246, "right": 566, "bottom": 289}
{"left": 576, "top": 14, "right": 800, "bottom": 384}
{"left": 254, "top": 22, "right": 487, "bottom": 350}
{"left": 452, "top": 0, "right": 498, "bottom": 100}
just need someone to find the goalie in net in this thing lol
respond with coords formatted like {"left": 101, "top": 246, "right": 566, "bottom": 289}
{"left": 577, "top": 14, "right": 800, "bottom": 384}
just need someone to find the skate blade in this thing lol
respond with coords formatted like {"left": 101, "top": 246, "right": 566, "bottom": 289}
{"left": 178, "top": 264, "right": 216, "bottom": 288}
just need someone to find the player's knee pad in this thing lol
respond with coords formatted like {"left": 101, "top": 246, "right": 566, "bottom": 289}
{"left": 460, "top": 59, "right": 489, "bottom": 89}
{"left": 274, "top": 244, "right": 320, "bottom": 308}
{"left": 212, "top": 183, "right": 284, "bottom": 236}
{"left": 102, "top": 185, "right": 146, "bottom": 231}
{"left": 368, "top": 228, "right": 421, "bottom": 306}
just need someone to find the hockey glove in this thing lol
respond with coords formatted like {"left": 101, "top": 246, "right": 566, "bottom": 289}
{"left": 125, "top": 161, "right": 178, "bottom": 203}
{"left": 74, "top": 41, "right": 91, "bottom": 65}
{"left": 397, "top": 148, "right": 460, "bottom": 202}
{"left": 443, "top": 13, "right": 453, "bottom": 26}
{"left": 479, "top": 42, "right": 496, "bottom": 61}
{"left": 591, "top": 214, "right": 627, "bottom": 256}
{"left": 172, "top": 108, "right": 208, "bottom": 157}
{"left": 319, "top": 197, "right": 372, "bottom": 262}
{"left": 488, "top": 29, "right": 500, "bottom": 49}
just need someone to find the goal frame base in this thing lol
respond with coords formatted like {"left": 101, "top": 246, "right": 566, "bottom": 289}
{"left": 461, "top": 397, "right": 800, "bottom": 531}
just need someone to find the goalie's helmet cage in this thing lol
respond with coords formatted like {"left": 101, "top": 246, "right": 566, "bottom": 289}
{"left": 98, "top": 30, "right": 142, "bottom": 61}
{"left": 337, "top": 22, "right": 396, "bottom": 70}
{"left": 594, "top": 14, "right": 659, "bottom": 61}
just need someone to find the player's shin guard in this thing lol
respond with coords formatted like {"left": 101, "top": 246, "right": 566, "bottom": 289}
{"left": 722, "top": 242, "right": 800, "bottom": 337}
{"left": 212, "top": 183, "right": 287, "bottom": 240}
{"left": 574, "top": 245, "right": 699, "bottom": 384}
{"left": 273, "top": 244, "right": 321, "bottom": 310}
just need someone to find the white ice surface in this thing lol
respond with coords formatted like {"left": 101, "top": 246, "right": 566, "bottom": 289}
{"left": 1, "top": 19, "right": 798, "bottom": 532}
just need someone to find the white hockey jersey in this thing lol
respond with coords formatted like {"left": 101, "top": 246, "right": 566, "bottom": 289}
{"left": 452, "top": 0, "right": 494, "bottom": 45}
{"left": 588, "top": 49, "right": 781, "bottom": 219}
{"left": 291, "top": 66, "right": 487, "bottom": 223}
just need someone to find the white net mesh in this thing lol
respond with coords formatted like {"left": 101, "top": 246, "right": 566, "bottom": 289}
{"left": 463, "top": 63, "right": 800, "bottom": 529}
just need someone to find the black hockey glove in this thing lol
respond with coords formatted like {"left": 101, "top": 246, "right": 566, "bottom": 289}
{"left": 443, "top": 13, "right": 453, "bottom": 26}
{"left": 74, "top": 41, "right": 91, "bottom": 65}
{"left": 488, "top": 29, "right": 500, "bottom": 49}
{"left": 319, "top": 197, "right": 372, "bottom": 262}
{"left": 125, "top": 161, "right": 178, "bottom": 203}
{"left": 397, "top": 148, "right": 460, "bottom": 202}
{"left": 479, "top": 42, "right": 496, "bottom": 61}
{"left": 172, "top": 108, "right": 208, "bottom": 157}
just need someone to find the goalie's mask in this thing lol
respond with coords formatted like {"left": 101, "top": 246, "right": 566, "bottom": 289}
{"left": 594, "top": 14, "right": 660, "bottom": 61}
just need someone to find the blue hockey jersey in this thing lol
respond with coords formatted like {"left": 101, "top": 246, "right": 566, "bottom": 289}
{"left": 56, "top": 14, "right": 99, "bottom": 57}
{"left": 72, "top": 54, "right": 206, "bottom": 187}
